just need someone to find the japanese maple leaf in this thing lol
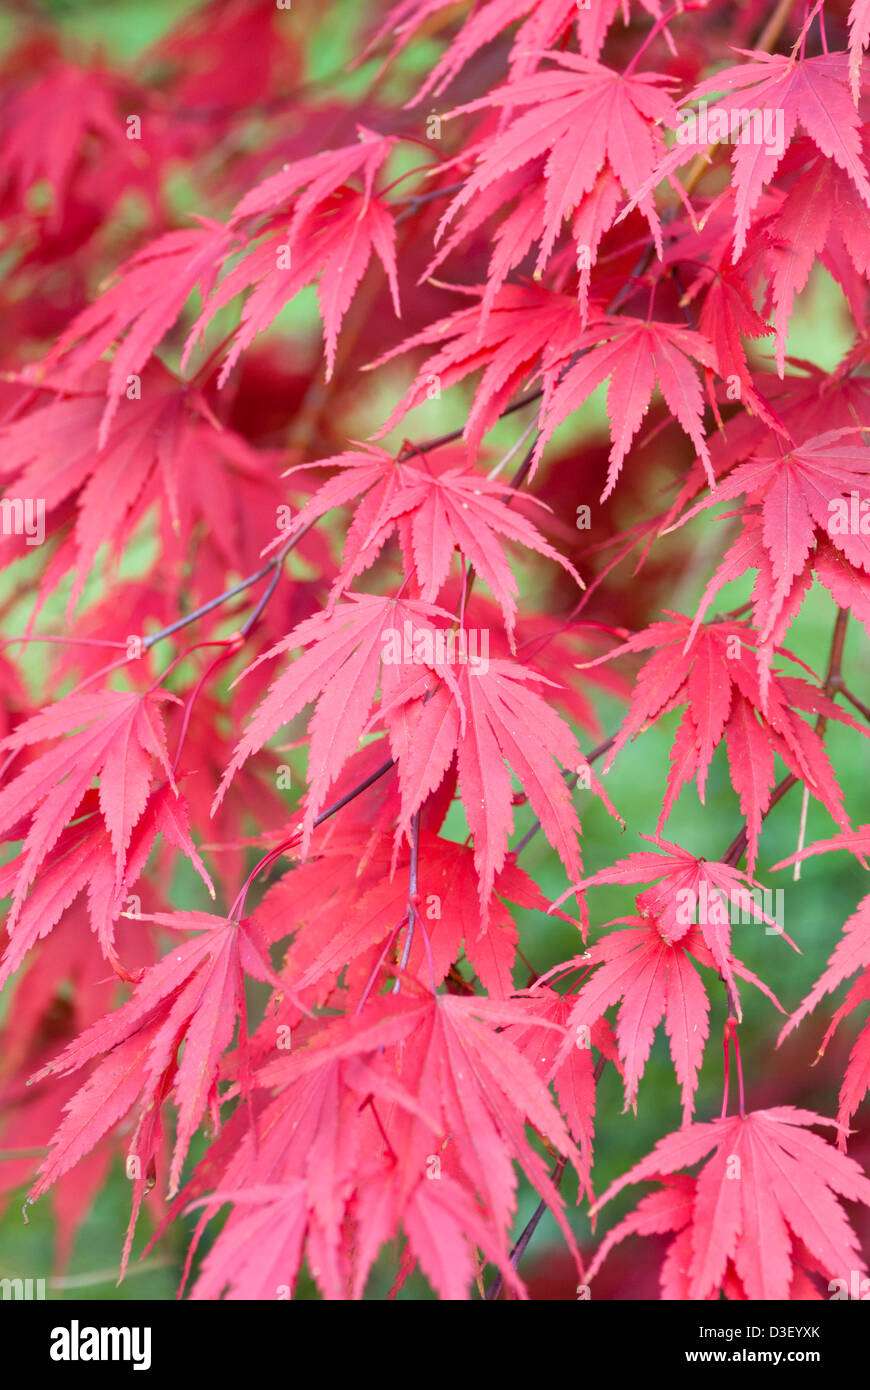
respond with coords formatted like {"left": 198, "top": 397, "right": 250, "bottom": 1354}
{"left": 0, "top": 62, "right": 134, "bottom": 225}
{"left": 41, "top": 220, "right": 234, "bottom": 445}
{"left": 661, "top": 510, "right": 870, "bottom": 675}
{"left": 553, "top": 917, "right": 782, "bottom": 1120}
{"left": 585, "top": 1173, "right": 830, "bottom": 1299}
{"left": 183, "top": 186, "right": 399, "bottom": 386}
{"left": 0, "top": 361, "right": 283, "bottom": 607}
{"left": 0, "top": 781, "right": 213, "bottom": 988}
{"left": 424, "top": 54, "right": 673, "bottom": 316}
{"left": 554, "top": 831, "right": 797, "bottom": 1013}
{"left": 531, "top": 316, "right": 719, "bottom": 494}
{"left": 257, "top": 986, "right": 586, "bottom": 1271}
{"left": 159, "top": 996, "right": 452, "bottom": 1300}
{"left": 213, "top": 594, "right": 460, "bottom": 848}
{"left": 590, "top": 1107, "right": 870, "bottom": 1300}
{"left": 230, "top": 126, "right": 395, "bottom": 231}
{"left": 367, "top": 283, "right": 582, "bottom": 460}
{"left": 440, "top": 54, "right": 678, "bottom": 266}
{"left": 28, "top": 910, "right": 284, "bottom": 1207}
{"left": 180, "top": 988, "right": 582, "bottom": 1298}
{"left": 255, "top": 830, "right": 580, "bottom": 1001}
{"left": 185, "top": 1173, "right": 519, "bottom": 1302}
{"left": 368, "top": 0, "right": 661, "bottom": 98}
{"left": 569, "top": 833, "right": 787, "bottom": 942}
{"left": 759, "top": 145, "right": 870, "bottom": 372}
{"left": 378, "top": 655, "right": 621, "bottom": 917}
{"left": 274, "top": 443, "right": 582, "bottom": 645}
{"left": 0, "top": 689, "right": 182, "bottom": 929}
{"left": 667, "top": 429, "right": 870, "bottom": 644}
{"left": 590, "top": 614, "right": 865, "bottom": 871}
{"left": 622, "top": 51, "right": 870, "bottom": 264}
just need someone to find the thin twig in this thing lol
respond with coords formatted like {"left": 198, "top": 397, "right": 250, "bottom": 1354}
{"left": 142, "top": 519, "right": 315, "bottom": 651}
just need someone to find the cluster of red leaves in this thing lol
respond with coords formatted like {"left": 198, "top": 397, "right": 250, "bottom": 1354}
{"left": 1, "top": 0, "right": 870, "bottom": 1302}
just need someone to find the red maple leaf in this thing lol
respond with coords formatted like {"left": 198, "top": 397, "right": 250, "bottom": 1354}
{"left": 441, "top": 53, "right": 677, "bottom": 264}
{"left": 41, "top": 220, "right": 234, "bottom": 444}
{"left": 621, "top": 51, "right": 870, "bottom": 266}
{"left": 213, "top": 593, "right": 463, "bottom": 846}
{"left": 184, "top": 187, "right": 400, "bottom": 386}
{"left": 170, "top": 985, "right": 585, "bottom": 1299}
{"left": 0, "top": 361, "right": 284, "bottom": 607}
{"left": 256, "top": 985, "right": 586, "bottom": 1284}
{"left": 27, "top": 908, "right": 285, "bottom": 1232}
{"left": 589, "top": 613, "right": 866, "bottom": 870}
{"left": 0, "top": 782, "right": 212, "bottom": 987}
{"left": 378, "top": 654, "right": 621, "bottom": 916}
{"left": 585, "top": 1173, "right": 830, "bottom": 1299}
{"left": 553, "top": 917, "right": 782, "bottom": 1120}
{"left": 0, "top": 689, "right": 184, "bottom": 927}
{"left": 532, "top": 316, "right": 719, "bottom": 494}
{"left": 590, "top": 1106, "right": 870, "bottom": 1300}
{"left": 274, "top": 442, "right": 583, "bottom": 645}
{"left": 666, "top": 428, "right": 870, "bottom": 646}
{"left": 553, "top": 831, "right": 798, "bottom": 1012}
